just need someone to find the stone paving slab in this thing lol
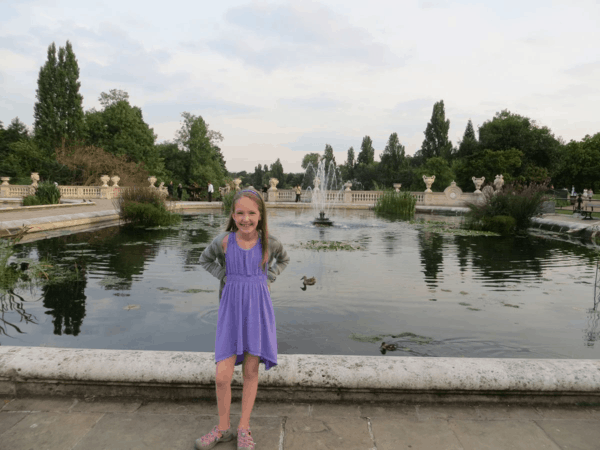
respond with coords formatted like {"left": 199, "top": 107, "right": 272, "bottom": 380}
{"left": 1, "top": 396, "right": 600, "bottom": 449}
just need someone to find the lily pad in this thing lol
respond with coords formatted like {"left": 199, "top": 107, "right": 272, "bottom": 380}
{"left": 458, "top": 302, "right": 471, "bottom": 306}
{"left": 466, "top": 307, "right": 481, "bottom": 311}
{"left": 460, "top": 291, "right": 469, "bottom": 295}
{"left": 183, "top": 288, "right": 216, "bottom": 293}
{"left": 157, "top": 287, "right": 178, "bottom": 292}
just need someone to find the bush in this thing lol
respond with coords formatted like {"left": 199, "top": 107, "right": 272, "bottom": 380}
{"left": 374, "top": 190, "right": 416, "bottom": 216}
{"left": 35, "top": 181, "right": 61, "bottom": 204}
{"left": 221, "top": 191, "right": 236, "bottom": 212}
{"left": 481, "top": 215, "right": 516, "bottom": 235}
{"left": 466, "top": 181, "right": 548, "bottom": 233}
{"left": 114, "top": 187, "right": 181, "bottom": 227}
{"left": 22, "top": 195, "right": 42, "bottom": 206}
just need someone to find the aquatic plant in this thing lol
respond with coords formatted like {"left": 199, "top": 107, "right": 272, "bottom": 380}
{"left": 295, "top": 240, "right": 363, "bottom": 251}
{"left": 115, "top": 186, "right": 181, "bottom": 227}
{"left": 374, "top": 190, "right": 416, "bottom": 217}
{"left": 221, "top": 191, "right": 235, "bottom": 212}
{"left": 465, "top": 181, "right": 549, "bottom": 234}
{"left": 22, "top": 181, "right": 61, "bottom": 206}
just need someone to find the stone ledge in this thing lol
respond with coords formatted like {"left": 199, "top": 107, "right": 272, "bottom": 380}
{"left": 1, "top": 347, "right": 599, "bottom": 404}
{"left": 0, "top": 201, "right": 95, "bottom": 214}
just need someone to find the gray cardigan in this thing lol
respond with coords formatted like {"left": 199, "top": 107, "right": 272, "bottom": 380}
{"left": 199, "top": 231, "right": 290, "bottom": 300}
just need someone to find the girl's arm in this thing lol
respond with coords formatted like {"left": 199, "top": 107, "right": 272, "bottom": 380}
{"left": 199, "top": 236, "right": 226, "bottom": 280}
{"left": 267, "top": 239, "right": 290, "bottom": 283}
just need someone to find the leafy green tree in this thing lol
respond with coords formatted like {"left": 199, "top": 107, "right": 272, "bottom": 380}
{"left": 85, "top": 94, "right": 163, "bottom": 177}
{"left": 175, "top": 112, "right": 225, "bottom": 187}
{"left": 553, "top": 133, "right": 600, "bottom": 191}
{"left": 34, "top": 41, "right": 85, "bottom": 157}
{"left": 478, "top": 110, "right": 560, "bottom": 181}
{"left": 379, "top": 132, "right": 407, "bottom": 187}
{"left": 453, "top": 148, "right": 523, "bottom": 191}
{"left": 353, "top": 161, "right": 379, "bottom": 190}
{"left": 456, "top": 119, "right": 479, "bottom": 159}
{"left": 340, "top": 146, "right": 355, "bottom": 181}
{"left": 99, "top": 89, "right": 129, "bottom": 108}
{"left": 252, "top": 164, "right": 265, "bottom": 188}
{"left": 301, "top": 152, "right": 320, "bottom": 170}
{"left": 421, "top": 100, "right": 452, "bottom": 161}
{"left": 157, "top": 141, "right": 186, "bottom": 184}
{"left": 412, "top": 157, "right": 456, "bottom": 192}
{"left": 270, "top": 158, "right": 285, "bottom": 186}
{"left": 357, "top": 136, "right": 375, "bottom": 165}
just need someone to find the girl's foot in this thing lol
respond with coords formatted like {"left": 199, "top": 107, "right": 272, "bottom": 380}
{"left": 195, "top": 425, "right": 234, "bottom": 449}
{"left": 237, "top": 427, "right": 255, "bottom": 449}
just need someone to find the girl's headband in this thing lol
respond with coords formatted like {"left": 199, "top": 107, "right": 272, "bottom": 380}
{"left": 240, "top": 189, "right": 260, "bottom": 196}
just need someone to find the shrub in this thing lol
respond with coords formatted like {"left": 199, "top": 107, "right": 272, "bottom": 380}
{"left": 221, "top": 191, "right": 236, "bottom": 212}
{"left": 35, "top": 181, "right": 61, "bottom": 204}
{"left": 22, "top": 195, "right": 42, "bottom": 206}
{"left": 466, "top": 181, "right": 548, "bottom": 233}
{"left": 114, "top": 187, "right": 181, "bottom": 227}
{"left": 481, "top": 215, "right": 516, "bottom": 235}
{"left": 374, "top": 190, "right": 416, "bottom": 217}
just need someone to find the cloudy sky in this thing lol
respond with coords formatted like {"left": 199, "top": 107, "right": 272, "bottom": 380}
{"left": 1, "top": 0, "right": 599, "bottom": 173}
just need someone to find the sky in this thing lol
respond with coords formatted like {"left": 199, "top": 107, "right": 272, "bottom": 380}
{"left": 1, "top": 0, "right": 599, "bottom": 174}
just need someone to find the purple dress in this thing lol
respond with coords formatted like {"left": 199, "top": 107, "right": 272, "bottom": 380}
{"left": 215, "top": 232, "right": 278, "bottom": 370}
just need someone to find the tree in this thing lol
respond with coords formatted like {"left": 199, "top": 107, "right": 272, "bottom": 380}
{"left": 85, "top": 93, "right": 163, "bottom": 177}
{"left": 175, "top": 112, "right": 225, "bottom": 187}
{"left": 34, "top": 41, "right": 85, "bottom": 157}
{"left": 379, "top": 132, "right": 407, "bottom": 187}
{"left": 157, "top": 141, "right": 187, "bottom": 184}
{"left": 253, "top": 164, "right": 265, "bottom": 188}
{"left": 478, "top": 110, "right": 560, "bottom": 180}
{"left": 456, "top": 119, "right": 479, "bottom": 159}
{"left": 453, "top": 148, "right": 523, "bottom": 191}
{"left": 99, "top": 89, "right": 130, "bottom": 108}
{"left": 553, "top": 133, "right": 600, "bottom": 192}
{"left": 340, "top": 146, "right": 355, "bottom": 181}
{"left": 270, "top": 158, "right": 285, "bottom": 186}
{"left": 301, "top": 152, "right": 320, "bottom": 170}
{"left": 357, "top": 136, "right": 375, "bottom": 165}
{"left": 421, "top": 100, "right": 452, "bottom": 161}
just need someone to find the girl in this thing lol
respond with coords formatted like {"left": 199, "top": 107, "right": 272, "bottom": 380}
{"left": 196, "top": 189, "right": 289, "bottom": 450}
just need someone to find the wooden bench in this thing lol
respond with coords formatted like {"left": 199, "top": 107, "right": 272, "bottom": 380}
{"left": 581, "top": 210, "right": 594, "bottom": 220}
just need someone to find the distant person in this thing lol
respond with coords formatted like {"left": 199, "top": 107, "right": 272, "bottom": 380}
{"left": 168, "top": 181, "right": 174, "bottom": 197}
{"left": 196, "top": 189, "right": 289, "bottom": 450}
{"left": 177, "top": 183, "right": 183, "bottom": 200}
{"left": 295, "top": 185, "right": 302, "bottom": 202}
{"left": 207, "top": 182, "right": 214, "bottom": 202}
{"left": 588, "top": 189, "right": 594, "bottom": 201}
{"left": 571, "top": 185, "right": 576, "bottom": 196}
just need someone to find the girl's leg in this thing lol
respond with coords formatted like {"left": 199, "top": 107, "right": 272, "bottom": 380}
{"left": 239, "top": 352, "right": 260, "bottom": 429}
{"left": 216, "top": 354, "right": 236, "bottom": 432}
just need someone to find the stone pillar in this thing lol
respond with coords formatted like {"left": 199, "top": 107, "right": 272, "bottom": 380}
{"left": 0, "top": 177, "right": 9, "bottom": 198}
{"left": 344, "top": 182, "right": 352, "bottom": 203}
{"left": 268, "top": 178, "right": 279, "bottom": 202}
{"left": 422, "top": 175, "right": 435, "bottom": 193}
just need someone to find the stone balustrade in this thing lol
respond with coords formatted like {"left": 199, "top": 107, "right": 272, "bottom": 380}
{"left": 0, "top": 173, "right": 161, "bottom": 200}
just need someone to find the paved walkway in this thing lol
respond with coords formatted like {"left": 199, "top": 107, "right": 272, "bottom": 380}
{"left": 1, "top": 396, "right": 599, "bottom": 449}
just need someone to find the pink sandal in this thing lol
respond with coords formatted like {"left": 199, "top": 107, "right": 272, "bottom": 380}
{"left": 237, "top": 427, "right": 255, "bottom": 449}
{"left": 195, "top": 425, "right": 234, "bottom": 449}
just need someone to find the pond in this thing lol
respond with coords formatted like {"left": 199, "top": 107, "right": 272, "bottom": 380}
{"left": 2, "top": 208, "right": 599, "bottom": 359}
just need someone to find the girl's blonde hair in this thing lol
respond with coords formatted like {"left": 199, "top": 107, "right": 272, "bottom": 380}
{"left": 225, "top": 189, "right": 269, "bottom": 270}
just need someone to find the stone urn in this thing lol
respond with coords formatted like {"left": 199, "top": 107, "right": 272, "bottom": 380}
{"left": 1, "top": 177, "right": 10, "bottom": 186}
{"left": 269, "top": 178, "right": 279, "bottom": 190}
{"left": 110, "top": 176, "right": 120, "bottom": 187}
{"left": 393, "top": 183, "right": 402, "bottom": 192}
{"left": 234, "top": 178, "right": 242, "bottom": 191}
{"left": 472, "top": 176, "right": 485, "bottom": 193}
{"left": 100, "top": 175, "right": 110, "bottom": 187}
{"left": 313, "top": 177, "right": 321, "bottom": 190}
{"left": 344, "top": 181, "right": 352, "bottom": 191}
{"left": 31, "top": 172, "right": 40, "bottom": 188}
{"left": 494, "top": 174, "right": 504, "bottom": 191}
{"left": 422, "top": 175, "right": 435, "bottom": 193}
{"left": 148, "top": 176, "right": 157, "bottom": 187}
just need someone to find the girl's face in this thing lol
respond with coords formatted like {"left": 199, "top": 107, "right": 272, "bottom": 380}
{"left": 232, "top": 196, "right": 261, "bottom": 237}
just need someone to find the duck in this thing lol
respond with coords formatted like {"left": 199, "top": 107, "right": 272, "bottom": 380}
{"left": 380, "top": 342, "right": 397, "bottom": 352}
{"left": 301, "top": 276, "right": 316, "bottom": 286}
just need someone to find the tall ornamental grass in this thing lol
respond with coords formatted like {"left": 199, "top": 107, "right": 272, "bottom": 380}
{"left": 466, "top": 181, "right": 549, "bottom": 235}
{"left": 374, "top": 190, "right": 417, "bottom": 217}
{"left": 114, "top": 187, "right": 181, "bottom": 227}
{"left": 22, "top": 181, "right": 61, "bottom": 206}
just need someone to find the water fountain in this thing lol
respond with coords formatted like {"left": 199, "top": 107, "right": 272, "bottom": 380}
{"left": 304, "top": 156, "right": 344, "bottom": 226}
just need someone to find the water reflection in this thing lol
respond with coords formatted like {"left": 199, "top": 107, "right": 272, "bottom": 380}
{"left": 42, "top": 279, "right": 87, "bottom": 336}
{"left": 0, "top": 289, "right": 38, "bottom": 336}
{"left": 418, "top": 231, "right": 444, "bottom": 287}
